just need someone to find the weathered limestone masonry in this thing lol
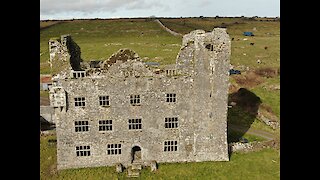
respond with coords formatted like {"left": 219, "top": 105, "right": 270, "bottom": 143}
{"left": 49, "top": 34, "right": 82, "bottom": 75}
{"left": 49, "top": 28, "right": 231, "bottom": 170}
{"left": 40, "top": 106, "right": 54, "bottom": 124}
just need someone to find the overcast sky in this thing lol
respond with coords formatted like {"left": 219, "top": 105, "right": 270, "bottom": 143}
{"left": 40, "top": 0, "right": 280, "bottom": 20}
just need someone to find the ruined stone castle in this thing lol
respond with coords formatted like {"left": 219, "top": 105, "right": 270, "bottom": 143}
{"left": 49, "top": 28, "right": 231, "bottom": 170}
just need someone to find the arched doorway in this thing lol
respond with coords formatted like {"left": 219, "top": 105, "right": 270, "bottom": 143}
{"left": 131, "top": 146, "right": 142, "bottom": 163}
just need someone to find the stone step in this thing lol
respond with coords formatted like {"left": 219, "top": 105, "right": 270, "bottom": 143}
{"left": 127, "top": 168, "right": 140, "bottom": 178}
{"left": 131, "top": 163, "right": 142, "bottom": 170}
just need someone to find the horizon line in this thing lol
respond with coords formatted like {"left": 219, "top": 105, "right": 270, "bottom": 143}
{"left": 40, "top": 15, "right": 280, "bottom": 21}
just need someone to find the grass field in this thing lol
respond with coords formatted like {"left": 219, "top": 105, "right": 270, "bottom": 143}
{"left": 159, "top": 17, "right": 280, "bottom": 70}
{"left": 40, "top": 18, "right": 279, "bottom": 73}
{"left": 40, "top": 21, "right": 62, "bottom": 29}
{"left": 40, "top": 19, "right": 182, "bottom": 73}
{"left": 40, "top": 17, "right": 280, "bottom": 179}
{"left": 40, "top": 133, "right": 279, "bottom": 180}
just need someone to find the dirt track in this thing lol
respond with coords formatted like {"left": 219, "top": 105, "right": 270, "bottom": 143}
{"left": 40, "top": 96, "right": 50, "bottom": 106}
{"left": 228, "top": 124, "right": 275, "bottom": 140}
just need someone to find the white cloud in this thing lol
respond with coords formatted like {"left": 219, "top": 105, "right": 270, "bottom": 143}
{"left": 40, "top": 0, "right": 280, "bottom": 20}
{"left": 40, "top": 0, "right": 164, "bottom": 15}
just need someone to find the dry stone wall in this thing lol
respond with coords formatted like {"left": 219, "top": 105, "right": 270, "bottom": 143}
{"left": 154, "top": 19, "right": 183, "bottom": 37}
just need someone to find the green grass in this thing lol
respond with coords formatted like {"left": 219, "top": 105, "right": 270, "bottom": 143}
{"left": 40, "top": 19, "right": 280, "bottom": 119}
{"left": 40, "top": 18, "right": 279, "bottom": 74}
{"left": 40, "top": 19, "right": 182, "bottom": 74}
{"left": 40, "top": 134, "right": 279, "bottom": 179}
{"left": 228, "top": 129, "right": 266, "bottom": 143}
{"left": 251, "top": 76, "right": 280, "bottom": 118}
{"left": 159, "top": 18, "right": 280, "bottom": 70}
{"left": 40, "top": 18, "right": 280, "bottom": 179}
{"left": 147, "top": 148, "right": 280, "bottom": 179}
{"left": 227, "top": 106, "right": 276, "bottom": 134}
{"left": 40, "top": 90, "right": 49, "bottom": 97}
{"left": 40, "top": 134, "right": 58, "bottom": 179}
{"left": 40, "top": 21, "right": 62, "bottom": 29}
{"left": 250, "top": 118, "right": 277, "bottom": 134}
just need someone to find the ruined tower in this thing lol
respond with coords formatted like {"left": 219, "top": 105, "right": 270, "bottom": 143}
{"left": 49, "top": 28, "right": 231, "bottom": 170}
{"left": 175, "top": 29, "right": 231, "bottom": 162}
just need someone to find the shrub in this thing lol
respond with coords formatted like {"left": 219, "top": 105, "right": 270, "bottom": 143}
{"left": 254, "top": 67, "right": 278, "bottom": 78}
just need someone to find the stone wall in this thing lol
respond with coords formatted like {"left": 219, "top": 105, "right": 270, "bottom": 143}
{"left": 40, "top": 106, "right": 54, "bottom": 124}
{"left": 154, "top": 19, "right": 183, "bottom": 37}
{"left": 257, "top": 111, "right": 280, "bottom": 129}
{"left": 49, "top": 35, "right": 82, "bottom": 75}
{"left": 229, "top": 140, "right": 279, "bottom": 153}
{"left": 50, "top": 28, "right": 231, "bottom": 170}
{"left": 229, "top": 142, "right": 253, "bottom": 152}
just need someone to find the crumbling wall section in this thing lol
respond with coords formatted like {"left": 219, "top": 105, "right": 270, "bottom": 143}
{"left": 49, "top": 35, "right": 82, "bottom": 75}
{"left": 101, "top": 49, "right": 140, "bottom": 70}
{"left": 40, "top": 106, "right": 55, "bottom": 124}
{"left": 105, "top": 59, "right": 154, "bottom": 78}
{"left": 175, "top": 30, "right": 201, "bottom": 75}
{"left": 64, "top": 35, "right": 82, "bottom": 71}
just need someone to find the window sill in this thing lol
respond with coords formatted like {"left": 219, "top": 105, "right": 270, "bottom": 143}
{"left": 99, "top": 131, "right": 113, "bottom": 133}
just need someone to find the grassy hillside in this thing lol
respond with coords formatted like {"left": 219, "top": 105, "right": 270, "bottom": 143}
{"left": 40, "top": 21, "right": 62, "bottom": 29}
{"left": 40, "top": 19, "right": 182, "bottom": 73}
{"left": 40, "top": 18, "right": 279, "bottom": 71}
{"left": 159, "top": 17, "right": 280, "bottom": 70}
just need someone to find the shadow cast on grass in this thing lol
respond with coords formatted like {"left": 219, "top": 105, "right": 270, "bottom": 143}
{"left": 227, "top": 88, "right": 262, "bottom": 157}
{"left": 40, "top": 116, "right": 56, "bottom": 131}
